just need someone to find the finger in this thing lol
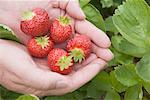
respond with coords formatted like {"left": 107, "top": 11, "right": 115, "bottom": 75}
{"left": 50, "top": 0, "right": 69, "bottom": 9}
{"left": 66, "top": 0, "right": 85, "bottom": 19}
{"left": 48, "top": 8, "right": 65, "bottom": 20}
{"left": 74, "top": 53, "right": 97, "bottom": 71}
{"left": 75, "top": 20, "right": 111, "bottom": 48}
{"left": 48, "top": 8, "right": 61, "bottom": 21}
{"left": 51, "top": 0, "right": 85, "bottom": 19}
{"left": 92, "top": 44, "right": 114, "bottom": 61}
{"left": 70, "top": 58, "right": 106, "bottom": 91}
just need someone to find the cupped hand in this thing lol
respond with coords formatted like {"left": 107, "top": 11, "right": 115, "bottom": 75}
{"left": 0, "top": 0, "right": 113, "bottom": 96}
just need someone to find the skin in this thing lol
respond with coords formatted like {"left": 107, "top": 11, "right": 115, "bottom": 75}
{"left": 0, "top": 0, "right": 113, "bottom": 96}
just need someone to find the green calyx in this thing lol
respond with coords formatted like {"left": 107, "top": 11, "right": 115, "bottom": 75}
{"left": 22, "top": 11, "right": 35, "bottom": 20}
{"left": 58, "top": 16, "right": 71, "bottom": 25}
{"left": 35, "top": 36, "right": 49, "bottom": 49}
{"left": 70, "top": 48, "right": 85, "bottom": 63}
{"left": 56, "top": 56, "right": 73, "bottom": 71}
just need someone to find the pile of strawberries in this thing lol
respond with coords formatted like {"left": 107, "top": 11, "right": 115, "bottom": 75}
{"left": 20, "top": 8, "right": 92, "bottom": 75}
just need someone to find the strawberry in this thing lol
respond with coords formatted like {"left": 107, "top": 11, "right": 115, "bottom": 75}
{"left": 21, "top": 8, "right": 50, "bottom": 36}
{"left": 48, "top": 48, "right": 73, "bottom": 75}
{"left": 27, "top": 36, "right": 54, "bottom": 58}
{"left": 50, "top": 16, "right": 72, "bottom": 43}
{"left": 67, "top": 35, "right": 92, "bottom": 63}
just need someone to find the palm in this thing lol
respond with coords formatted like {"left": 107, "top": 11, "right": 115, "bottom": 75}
{"left": 0, "top": 0, "right": 113, "bottom": 96}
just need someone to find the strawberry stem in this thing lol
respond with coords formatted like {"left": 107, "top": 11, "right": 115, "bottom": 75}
{"left": 35, "top": 36, "right": 49, "bottom": 49}
{"left": 58, "top": 16, "right": 70, "bottom": 25}
{"left": 56, "top": 56, "right": 73, "bottom": 71}
{"left": 70, "top": 48, "right": 85, "bottom": 63}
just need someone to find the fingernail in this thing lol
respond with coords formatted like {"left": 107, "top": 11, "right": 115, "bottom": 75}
{"left": 56, "top": 81, "right": 68, "bottom": 89}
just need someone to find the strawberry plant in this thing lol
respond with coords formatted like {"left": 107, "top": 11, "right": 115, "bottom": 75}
{"left": 0, "top": 0, "right": 150, "bottom": 100}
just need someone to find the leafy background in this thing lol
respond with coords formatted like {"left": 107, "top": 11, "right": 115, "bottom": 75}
{"left": 0, "top": 0, "right": 150, "bottom": 100}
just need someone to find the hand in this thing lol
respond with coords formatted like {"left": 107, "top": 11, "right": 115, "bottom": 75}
{"left": 0, "top": 0, "right": 113, "bottom": 96}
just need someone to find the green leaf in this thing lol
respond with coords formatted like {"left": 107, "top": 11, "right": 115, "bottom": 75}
{"left": 100, "top": 0, "right": 113, "bottom": 8}
{"left": 0, "top": 96, "right": 4, "bottom": 100}
{"left": 0, "top": 24, "right": 20, "bottom": 42}
{"left": 79, "top": 72, "right": 111, "bottom": 99}
{"left": 0, "top": 86, "right": 21, "bottom": 100}
{"left": 104, "top": 90, "right": 120, "bottom": 100}
{"left": 82, "top": 4, "right": 106, "bottom": 31}
{"left": 78, "top": 83, "right": 89, "bottom": 92}
{"left": 112, "top": 35, "right": 147, "bottom": 57}
{"left": 146, "top": 0, "right": 150, "bottom": 5}
{"left": 90, "top": 0, "right": 102, "bottom": 11}
{"left": 143, "top": 81, "right": 150, "bottom": 94}
{"left": 136, "top": 54, "right": 150, "bottom": 83}
{"left": 105, "top": 16, "right": 119, "bottom": 34}
{"left": 91, "top": 71, "right": 112, "bottom": 91}
{"left": 113, "top": 0, "right": 150, "bottom": 49}
{"left": 0, "top": 24, "right": 14, "bottom": 34}
{"left": 110, "top": 71, "right": 127, "bottom": 93}
{"left": 125, "top": 84, "right": 143, "bottom": 100}
{"left": 108, "top": 46, "right": 133, "bottom": 66}
{"left": 113, "top": 0, "right": 123, "bottom": 5}
{"left": 142, "top": 96, "right": 149, "bottom": 100}
{"left": 79, "top": 0, "right": 91, "bottom": 7}
{"left": 45, "top": 91, "right": 83, "bottom": 100}
{"left": 114, "top": 64, "right": 140, "bottom": 87}
{"left": 86, "top": 82, "right": 105, "bottom": 99}
{"left": 16, "top": 95, "right": 39, "bottom": 100}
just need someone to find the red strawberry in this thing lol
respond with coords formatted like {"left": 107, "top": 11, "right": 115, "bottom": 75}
{"left": 50, "top": 16, "right": 72, "bottom": 43}
{"left": 67, "top": 35, "right": 92, "bottom": 63}
{"left": 27, "top": 36, "right": 54, "bottom": 58}
{"left": 48, "top": 48, "right": 73, "bottom": 75}
{"left": 21, "top": 8, "right": 50, "bottom": 36}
